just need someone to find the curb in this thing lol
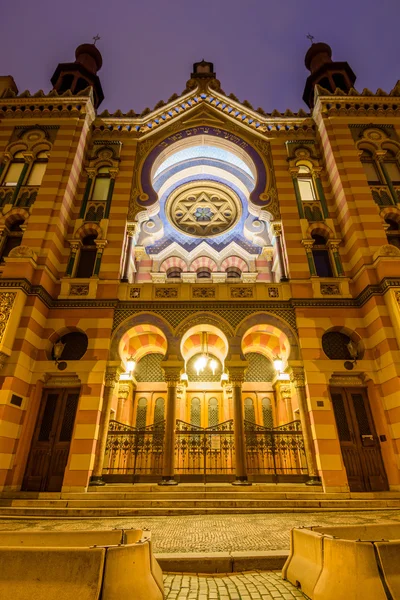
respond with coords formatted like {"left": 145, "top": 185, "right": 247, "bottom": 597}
{"left": 155, "top": 550, "right": 290, "bottom": 573}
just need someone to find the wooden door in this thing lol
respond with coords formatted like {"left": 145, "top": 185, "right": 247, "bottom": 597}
{"left": 23, "top": 388, "right": 80, "bottom": 492}
{"left": 330, "top": 387, "right": 388, "bottom": 492}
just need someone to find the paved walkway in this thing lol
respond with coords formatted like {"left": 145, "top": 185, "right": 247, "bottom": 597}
{"left": 0, "top": 510, "right": 398, "bottom": 553}
{"left": 164, "top": 572, "right": 304, "bottom": 599}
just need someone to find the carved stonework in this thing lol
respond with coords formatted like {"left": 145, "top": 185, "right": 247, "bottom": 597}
{"left": 228, "top": 367, "right": 246, "bottom": 386}
{"left": 268, "top": 287, "right": 279, "bottom": 298}
{"left": 163, "top": 367, "right": 182, "bottom": 386}
{"left": 129, "top": 287, "right": 141, "bottom": 298}
{"left": 155, "top": 287, "right": 178, "bottom": 299}
{"left": 330, "top": 373, "right": 367, "bottom": 387}
{"left": 280, "top": 385, "right": 292, "bottom": 399}
{"left": 0, "top": 292, "right": 16, "bottom": 344}
{"left": 0, "top": 351, "right": 8, "bottom": 371}
{"left": 118, "top": 383, "right": 131, "bottom": 400}
{"left": 104, "top": 367, "right": 123, "bottom": 388}
{"left": 395, "top": 290, "right": 400, "bottom": 306}
{"left": 373, "top": 244, "right": 400, "bottom": 260}
{"left": 192, "top": 287, "right": 216, "bottom": 299}
{"left": 290, "top": 367, "right": 306, "bottom": 388}
{"left": 8, "top": 245, "right": 37, "bottom": 260}
{"left": 69, "top": 284, "right": 89, "bottom": 296}
{"left": 151, "top": 272, "right": 167, "bottom": 284}
{"left": 230, "top": 287, "right": 253, "bottom": 298}
{"left": 320, "top": 283, "right": 341, "bottom": 296}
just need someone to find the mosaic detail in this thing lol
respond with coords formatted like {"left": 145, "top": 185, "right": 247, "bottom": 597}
{"left": 69, "top": 284, "right": 89, "bottom": 296}
{"left": 192, "top": 287, "right": 216, "bottom": 299}
{"left": 320, "top": 283, "right": 341, "bottom": 295}
{"left": 155, "top": 287, "right": 178, "bottom": 298}
{"left": 231, "top": 287, "right": 253, "bottom": 298}
{"left": 0, "top": 292, "right": 16, "bottom": 344}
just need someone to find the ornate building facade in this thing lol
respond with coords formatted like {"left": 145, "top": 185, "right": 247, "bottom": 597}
{"left": 0, "top": 42, "right": 399, "bottom": 494}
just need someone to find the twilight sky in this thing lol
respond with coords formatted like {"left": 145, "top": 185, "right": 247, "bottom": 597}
{"left": 1, "top": 0, "right": 399, "bottom": 114}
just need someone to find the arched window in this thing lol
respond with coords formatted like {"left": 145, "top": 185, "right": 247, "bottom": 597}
{"left": 226, "top": 266, "right": 241, "bottom": 278}
{"left": 262, "top": 397, "right": 273, "bottom": 429}
{"left": 190, "top": 397, "right": 201, "bottom": 427}
{"left": 2, "top": 152, "right": 25, "bottom": 187}
{"left": 167, "top": 267, "right": 182, "bottom": 279}
{"left": 208, "top": 398, "right": 219, "bottom": 427}
{"left": 244, "top": 397, "right": 256, "bottom": 423}
{"left": 385, "top": 218, "right": 400, "bottom": 249}
{"left": 91, "top": 167, "right": 111, "bottom": 201}
{"left": 312, "top": 234, "right": 333, "bottom": 277}
{"left": 135, "top": 398, "right": 148, "bottom": 429}
{"left": 154, "top": 397, "right": 165, "bottom": 424}
{"left": 0, "top": 219, "right": 24, "bottom": 263}
{"left": 75, "top": 234, "right": 97, "bottom": 278}
{"left": 322, "top": 331, "right": 352, "bottom": 360}
{"left": 297, "top": 165, "right": 317, "bottom": 202}
{"left": 27, "top": 151, "right": 49, "bottom": 186}
{"left": 360, "top": 149, "right": 381, "bottom": 185}
{"left": 383, "top": 150, "right": 400, "bottom": 185}
{"left": 197, "top": 267, "right": 211, "bottom": 279}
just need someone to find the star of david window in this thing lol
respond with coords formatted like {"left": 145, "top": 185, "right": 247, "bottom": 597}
{"left": 166, "top": 182, "right": 241, "bottom": 238}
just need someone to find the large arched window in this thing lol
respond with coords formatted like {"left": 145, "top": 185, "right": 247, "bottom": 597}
{"left": 75, "top": 234, "right": 97, "bottom": 278}
{"left": 2, "top": 152, "right": 25, "bottom": 187}
{"left": 27, "top": 151, "right": 49, "bottom": 186}
{"left": 385, "top": 218, "right": 400, "bottom": 249}
{"left": 91, "top": 167, "right": 111, "bottom": 201}
{"left": 135, "top": 398, "right": 148, "bottom": 429}
{"left": 0, "top": 219, "right": 24, "bottom": 263}
{"left": 383, "top": 150, "right": 400, "bottom": 185}
{"left": 297, "top": 165, "right": 317, "bottom": 202}
{"left": 312, "top": 234, "right": 333, "bottom": 277}
{"left": 360, "top": 150, "right": 381, "bottom": 185}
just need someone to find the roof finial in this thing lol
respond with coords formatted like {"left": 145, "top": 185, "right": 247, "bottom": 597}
{"left": 93, "top": 34, "right": 101, "bottom": 46}
{"left": 306, "top": 33, "right": 315, "bottom": 45}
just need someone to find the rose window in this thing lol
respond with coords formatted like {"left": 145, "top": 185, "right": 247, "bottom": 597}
{"left": 166, "top": 182, "right": 241, "bottom": 238}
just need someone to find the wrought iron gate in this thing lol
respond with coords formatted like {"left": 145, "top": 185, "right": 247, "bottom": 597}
{"left": 245, "top": 420, "right": 308, "bottom": 481}
{"left": 175, "top": 419, "right": 235, "bottom": 481}
{"left": 103, "top": 420, "right": 164, "bottom": 481}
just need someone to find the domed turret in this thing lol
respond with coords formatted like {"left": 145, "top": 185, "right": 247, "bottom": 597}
{"left": 51, "top": 42, "right": 104, "bottom": 109}
{"left": 302, "top": 41, "right": 356, "bottom": 109}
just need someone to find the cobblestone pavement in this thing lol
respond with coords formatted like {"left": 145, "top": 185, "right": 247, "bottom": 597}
{"left": 0, "top": 510, "right": 399, "bottom": 553}
{"left": 164, "top": 572, "right": 305, "bottom": 599}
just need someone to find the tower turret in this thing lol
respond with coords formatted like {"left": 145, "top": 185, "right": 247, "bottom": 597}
{"left": 51, "top": 42, "right": 104, "bottom": 108}
{"left": 302, "top": 41, "right": 356, "bottom": 109}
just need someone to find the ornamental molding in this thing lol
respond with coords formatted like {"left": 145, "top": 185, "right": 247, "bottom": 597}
{"left": 155, "top": 287, "right": 178, "bottom": 299}
{"left": 231, "top": 287, "right": 253, "bottom": 298}
{"left": 69, "top": 284, "right": 89, "bottom": 296}
{"left": 104, "top": 366, "right": 123, "bottom": 388}
{"left": 329, "top": 372, "right": 367, "bottom": 387}
{"left": 0, "top": 292, "right": 16, "bottom": 344}
{"left": 320, "top": 283, "right": 341, "bottom": 296}
{"left": 192, "top": 287, "right": 216, "bottom": 299}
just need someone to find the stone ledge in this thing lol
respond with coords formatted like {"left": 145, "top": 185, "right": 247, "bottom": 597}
{"left": 155, "top": 550, "right": 289, "bottom": 573}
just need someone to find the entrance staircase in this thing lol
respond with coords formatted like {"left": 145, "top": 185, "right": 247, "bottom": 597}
{"left": 1, "top": 484, "right": 400, "bottom": 518}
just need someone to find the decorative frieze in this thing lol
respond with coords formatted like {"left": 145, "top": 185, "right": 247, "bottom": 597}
{"left": 320, "top": 283, "right": 341, "bottom": 296}
{"left": 230, "top": 287, "right": 253, "bottom": 298}
{"left": 129, "top": 287, "right": 141, "bottom": 298}
{"left": 192, "top": 287, "right": 216, "bottom": 299}
{"left": 69, "top": 284, "right": 89, "bottom": 296}
{"left": 0, "top": 292, "right": 16, "bottom": 344}
{"left": 268, "top": 287, "right": 279, "bottom": 298}
{"left": 155, "top": 287, "right": 178, "bottom": 299}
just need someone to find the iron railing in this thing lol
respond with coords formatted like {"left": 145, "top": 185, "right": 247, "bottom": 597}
{"left": 103, "top": 419, "right": 165, "bottom": 477}
{"left": 244, "top": 420, "right": 307, "bottom": 476}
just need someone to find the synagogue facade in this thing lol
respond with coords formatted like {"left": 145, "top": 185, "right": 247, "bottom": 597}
{"left": 0, "top": 41, "right": 399, "bottom": 494}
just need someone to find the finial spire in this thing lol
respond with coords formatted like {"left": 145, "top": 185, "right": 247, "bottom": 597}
{"left": 93, "top": 34, "right": 101, "bottom": 46}
{"left": 306, "top": 33, "right": 315, "bottom": 44}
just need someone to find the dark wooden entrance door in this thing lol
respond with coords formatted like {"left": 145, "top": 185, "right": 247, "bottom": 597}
{"left": 23, "top": 388, "right": 80, "bottom": 492}
{"left": 330, "top": 387, "right": 388, "bottom": 492}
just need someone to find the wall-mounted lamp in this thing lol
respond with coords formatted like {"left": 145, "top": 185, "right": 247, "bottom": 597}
{"left": 273, "top": 355, "right": 284, "bottom": 373}
{"left": 53, "top": 340, "right": 65, "bottom": 365}
{"left": 126, "top": 355, "right": 136, "bottom": 373}
{"left": 220, "top": 372, "right": 229, "bottom": 383}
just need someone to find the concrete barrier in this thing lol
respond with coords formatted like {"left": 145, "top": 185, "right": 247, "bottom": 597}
{"left": 282, "top": 523, "right": 400, "bottom": 600}
{"left": 0, "top": 529, "right": 164, "bottom": 600}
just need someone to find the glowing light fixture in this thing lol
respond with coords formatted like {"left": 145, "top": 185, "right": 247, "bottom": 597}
{"left": 53, "top": 340, "right": 65, "bottom": 365}
{"left": 126, "top": 355, "right": 136, "bottom": 373}
{"left": 193, "top": 332, "right": 219, "bottom": 376}
{"left": 273, "top": 355, "right": 284, "bottom": 373}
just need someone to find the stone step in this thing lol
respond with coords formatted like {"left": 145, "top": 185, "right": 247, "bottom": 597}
{"left": 0, "top": 504, "right": 399, "bottom": 517}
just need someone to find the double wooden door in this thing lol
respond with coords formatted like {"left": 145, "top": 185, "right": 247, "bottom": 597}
{"left": 330, "top": 387, "right": 388, "bottom": 492}
{"left": 23, "top": 388, "right": 80, "bottom": 492}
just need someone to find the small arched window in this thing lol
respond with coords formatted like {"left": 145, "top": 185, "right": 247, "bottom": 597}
{"left": 262, "top": 397, "right": 273, "bottom": 429}
{"left": 75, "top": 234, "right": 97, "bottom": 278}
{"left": 226, "top": 266, "right": 241, "bottom": 278}
{"left": 312, "top": 234, "right": 333, "bottom": 277}
{"left": 0, "top": 219, "right": 24, "bottom": 263}
{"left": 135, "top": 398, "right": 148, "bottom": 429}
{"left": 190, "top": 397, "right": 201, "bottom": 427}
{"left": 167, "top": 267, "right": 182, "bottom": 279}
{"left": 244, "top": 397, "right": 256, "bottom": 423}
{"left": 385, "top": 218, "right": 400, "bottom": 249}
{"left": 208, "top": 397, "right": 219, "bottom": 427}
{"left": 27, "top": 151, "right": 49, "bottom": 186}
{"left": 91, "top": 167, "right": 111, "bottom": 201}
{"left": 383, "top": 150, "right": 400, "bottom": 185}
{"left": 154, "top": 397, "right": 165, "bottom": 424}
{"left": 197, "top": 267, "right": 211, "bottom": 279}
{"left": 360, "top": 150, "right": 381, "bottom": 185}
{"left": 297, "top": 165, "right": 317, "bottom": 202}
{"left": 3, "top": 152, "right": 25, "bottom": 187}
